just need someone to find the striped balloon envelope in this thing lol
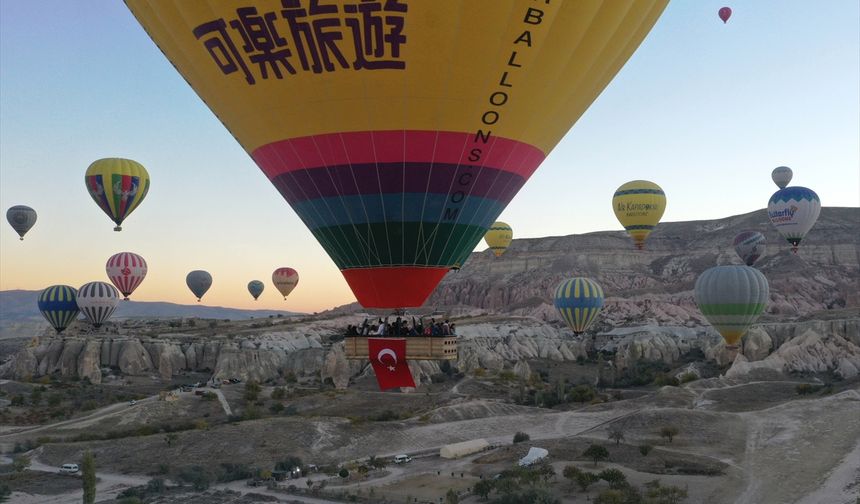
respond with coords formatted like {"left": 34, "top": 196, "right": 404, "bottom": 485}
{"left": 37, "top": 285, "right": 80, "bottom": 334}
{"left": 125, "top": 0, "right": 669, "bottom": 308}
{"left": 694, "top": 265, "right": 769, "bottom": 347}
{"left": 85, "top": 158, "right": 150, "bottom": 231}
{"left": 484, "top": 222, "right": 513, "bottom": 257}
{"left": 77, "top": 281, "right": 120, "bottom": 328}
{"left": 272, "top": 268, "right": 299, "bottom": 300}
{"left": 6, "top": 205, "right": 37, "bottom": 240}
{"left": 106, "top": 252, "right": 148, "bottom": 300}
{"left": 553, "top": 277, "right": 605, "bottom": 336}
{"left": 612, "top": 180, "right": 666, "bottom": 250}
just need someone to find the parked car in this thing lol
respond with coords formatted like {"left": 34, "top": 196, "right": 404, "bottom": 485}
{"left": 393, "top": 454, "right": 412, "bottom": 464}
{"left": 60, "top": 464, "right": 79, "bottom": 474}
{"left": 128, "top": 400, "right": 137, "bottom": 406}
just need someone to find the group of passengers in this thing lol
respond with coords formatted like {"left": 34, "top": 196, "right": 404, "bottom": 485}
{"left": 345, "top": 317, "right": 456, "bottom": 337}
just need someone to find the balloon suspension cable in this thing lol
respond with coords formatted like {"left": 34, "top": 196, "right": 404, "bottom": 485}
{"left": 635, "top": 243, "right": 644, "bottom": 251}
{"left": 114, "top": 226, "right": 122, "bottom": 232}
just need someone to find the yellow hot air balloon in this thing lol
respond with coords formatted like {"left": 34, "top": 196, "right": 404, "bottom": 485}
{"left": 612, "top": 180, "right": 666, "bottom": 250}
{"left": 126, "top": 1, "right": 668, "bottom": 308}
{"left": 85, "top": 158, "right": 150, "bottom": 231}
{"left": 484, "top": 222, "right": 513, "bottom": 257}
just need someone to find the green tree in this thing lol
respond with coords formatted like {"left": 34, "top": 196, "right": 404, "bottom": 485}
{"left": 164, "top": 432, "right": 178, "bottom": 447}
{"left": 595, "top": 490, "right": 625, "bottom": 504}
{"left": 583, "top": 444, "right": 609, "bottom": 467}
{"left": 275, "top": 456, "right": 303, "bottom": 472}
{"left": 645, "top": 480, "right": 688, "bottom": 504}
{"left": 12, "top": 455, "right": 30, "bottom": 473}
{"left": 473, "top": 479, "right": 494, "bottom": 500}
{"left": 177, "top": 465, "right": 210, "bottom": 491}
{"left": 82, "top": 450, "right": 96, "bottom": 504}
{"left": 445, "top": 488, "right": 459, "bottom": 504}
{"left": 338, "top": 468, "right": 349, "bottom": 478}
{"left": 271, "top": 386, "right": 286, "bottom": 400}
{"left": 244, "top": 380, "right": 261, "bottom": 401}
{"left": 513, "top": 431, "right": 530, "bottom": 443}
{"left": 639, "top": 444, "right": 653, "bottom": 456}
{"left": 659, "top": 426, "right": 679, "bottom": 444}
{"left": 598, "top": 468, "right": 627, "bottom": 489}
{"left": 608, "top": 425, "right": 625, "bottom": 445}
{"left": 0, "top": 484, "right": 11, "bottom": 503}
{"left": 563, "top": 465, "right": 581, "bottom": 488}
{"left": 575, "top": 471, "right": 599, "bottom": 492}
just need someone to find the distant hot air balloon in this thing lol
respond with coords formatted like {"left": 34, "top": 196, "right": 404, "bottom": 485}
{"left": 6, "top": 205, "right": 37, "bottom": 240}
{"left": 553, "top": 277, "right": 605, "bottom": 336}
{"left": 272, "top": 268, "right": 299, "bottom": 300}
{"left": 771, "top": 166, "right": 793, "bottom": 189}
{"left": 694, "top": 266, "right": 769, "bottom": 347}
{"left": 248, "top": 280, "right": 265, "bottom": 300}
{"left": 125, "top": 1, "right": 669, "bottom": 308}
{"left": 718, "top": 6, "right": 732, "bottom": 23}
{"left": 767, "top": 187, "right": 820, "bottom": 253}
{"left": 484, "top": 222, "right": 513, "bottom": 257}
{"left": 85, "top": 158, "right": 150, "bottom": 231}
{"left": 612, "top": 181, "right": 666, "bottom": 250}
{"left": 77, "top": 281, "right": 120, "bottom": 328}
{"left": 186, "top": 270, "right": 213, "bottom": 301}
{"left": 106, "top": 252, "right": 148, "bottom": 300}
{"left": 38, "top": 285, "right": 79, "bottom": 334}
{"left": 733, "top": 231, "right": 766, "bottom": 267}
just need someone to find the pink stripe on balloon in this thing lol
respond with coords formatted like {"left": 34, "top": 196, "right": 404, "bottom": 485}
{"left": 252, "top": 130, "right": 545, "bottom": 179}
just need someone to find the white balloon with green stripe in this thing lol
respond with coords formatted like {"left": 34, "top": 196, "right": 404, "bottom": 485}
{"left": 554, "top": 277, "right": 605, "bottom": 335}
{"left": 694, "top": 265, "right": 769, "bottom": 347}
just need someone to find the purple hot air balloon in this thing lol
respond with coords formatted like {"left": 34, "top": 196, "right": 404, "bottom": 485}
{"left": 733, "top": 231, "right": 766, "bottom": 267}
{"left": 718, "top": 7, "right": 732, "bottom": 24}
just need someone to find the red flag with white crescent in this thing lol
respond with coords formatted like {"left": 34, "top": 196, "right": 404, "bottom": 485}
{"left": 368, "top": 338, "right": 415, "bottom": 390}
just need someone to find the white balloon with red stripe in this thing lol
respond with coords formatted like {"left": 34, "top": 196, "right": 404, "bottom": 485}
{"left": 77, "top": 281, "right": 120, "bottom": 328}
{"left": 106, "top": 252, "right": 148, "bottom": 300}
{"left": 272, "top": 267, "right": 299, "bottom": 300}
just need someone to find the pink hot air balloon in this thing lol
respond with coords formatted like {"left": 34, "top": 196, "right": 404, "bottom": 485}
{"left": 106, "top": 252, "right": 148, "bottom": 300}
{"left": 719, "top": 7, "right": 732, "bottom": 23}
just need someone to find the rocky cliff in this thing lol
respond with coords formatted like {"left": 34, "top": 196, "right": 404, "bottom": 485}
{"left": 3, "top": 315, "right": 858, "bottom": 386}
{"left": 426, "top": 207, "right": 859, "bottom": 327}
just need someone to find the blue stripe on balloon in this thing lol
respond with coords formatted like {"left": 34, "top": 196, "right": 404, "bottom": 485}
{"left": 293, "top": 193, "right": 505, "bottom": 230}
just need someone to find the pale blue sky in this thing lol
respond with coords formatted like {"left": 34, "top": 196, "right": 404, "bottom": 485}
{"left": 1, "top": 1, "right": 858, "bottom": 311}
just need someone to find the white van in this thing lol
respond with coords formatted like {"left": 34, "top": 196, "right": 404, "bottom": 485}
{"left": 393, "top": 454, "right": 412, "bottom": 464}
{"left": 60, "top": 464, "right": 79, "bottom": 474}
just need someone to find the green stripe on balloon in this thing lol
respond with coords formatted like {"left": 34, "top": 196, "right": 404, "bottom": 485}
{"left": 310, "top": 222, "right": 489, "bottom": 269}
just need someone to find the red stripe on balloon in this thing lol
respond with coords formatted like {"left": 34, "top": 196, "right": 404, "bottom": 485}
{"left": 341, "top": 266, "right": 449, "bottom": 308}
{"left": 252, "top": 130, "right": 545, "bottom": 179}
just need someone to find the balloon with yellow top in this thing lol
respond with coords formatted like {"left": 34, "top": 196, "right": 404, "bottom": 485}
{"left": 484, "top": 222, "right": 513, "bottom": 257}
{"left": 125, "top": 0, "right": 668, "bottom": 307}
{"left": 612, "top": 180, "right": 666, "bottom": 250}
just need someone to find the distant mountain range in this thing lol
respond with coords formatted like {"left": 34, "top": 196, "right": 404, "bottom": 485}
{"left": 0, "top": 290, "right": 299, "bottom": 338}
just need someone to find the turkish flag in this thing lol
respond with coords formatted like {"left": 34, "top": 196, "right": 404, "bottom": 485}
{"left": 368, "top": 338, "right": 416, "bottom": 390}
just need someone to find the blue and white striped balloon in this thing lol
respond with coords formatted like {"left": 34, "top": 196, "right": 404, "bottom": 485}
{"left": 38, "top": 285, "right": 79, "bottom": 334}
{"left": 553, "top": 277, "right": 605, "bottom": 335}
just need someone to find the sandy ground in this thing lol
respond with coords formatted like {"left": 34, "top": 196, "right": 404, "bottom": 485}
{"left": 3, "top": 378, "right": 860, "bottom": 503}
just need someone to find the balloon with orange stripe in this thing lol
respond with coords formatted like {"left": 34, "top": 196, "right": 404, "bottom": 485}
{"left": 125, "top": 0, "right": 668, "bottom": 308}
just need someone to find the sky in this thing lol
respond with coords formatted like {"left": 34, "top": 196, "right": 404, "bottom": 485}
{"left": 1, "top": 1, "right": 858, "bottom": 313}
